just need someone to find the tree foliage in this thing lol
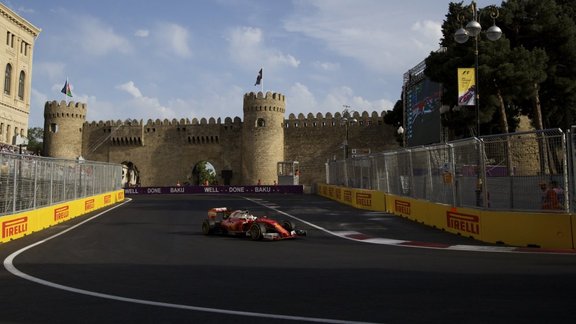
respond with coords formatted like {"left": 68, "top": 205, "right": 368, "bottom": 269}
{"left": 422, "top": 0, "right": 576, "bottom": 138}
{"left": 195, "top": 161, "right": 216, "bottom": 185}
{"left": 383, "top": 100, "right": 405, "bottom": 145}
{"left": 27, "top": 127, "right": 43, "bottom": 154}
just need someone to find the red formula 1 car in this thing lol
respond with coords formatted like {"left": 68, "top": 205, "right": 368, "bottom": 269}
{"left": 201, "top": 207, "right": 306, "bottom": 240}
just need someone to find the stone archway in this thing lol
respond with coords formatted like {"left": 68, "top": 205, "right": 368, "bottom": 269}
{"left": 121, "top": 161, "right": 140, "bottom": 188}
{"left": 191, "top": 161, "right": 216, "bottom": 185}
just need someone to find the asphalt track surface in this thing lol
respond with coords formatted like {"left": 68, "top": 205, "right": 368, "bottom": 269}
{"left": 1, "top": 194, "right": 576, "bottom": 324}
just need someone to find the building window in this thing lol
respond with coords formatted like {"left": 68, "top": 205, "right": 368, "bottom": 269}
{"left": 18, "top": 71, "right": 25, "bottom": 100}
{"left": 6, "top": 31, "right": 14, "bottom": 47}
{"left": 50, "top": 123, "right": 58, "bottom": 133}
{"left": 4, "top": 64, "right": 12, "bottom": 95}
{"left": 256, "top": 118, "right": 265, "bottom": 127}
{"left": 20, "top": 41, "right": 29, "bottom": 56}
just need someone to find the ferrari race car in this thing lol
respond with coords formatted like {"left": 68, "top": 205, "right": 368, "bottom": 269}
{"left": 201, "top": 207, "right": 306, "bottom": 240}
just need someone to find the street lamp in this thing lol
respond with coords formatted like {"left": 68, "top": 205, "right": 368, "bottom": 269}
{"left": 397, "top": 125, "right": 405, "bottom": 147}
{"left": 454, "top": 0, "right": 502, "bottom": 137}
{"left": 342, "top": 105, "right": 357, "bottom": 159}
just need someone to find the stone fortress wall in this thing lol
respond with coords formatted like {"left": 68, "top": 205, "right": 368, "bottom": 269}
{"left": 43, "top": 91, "right": 398, "bottom": 187}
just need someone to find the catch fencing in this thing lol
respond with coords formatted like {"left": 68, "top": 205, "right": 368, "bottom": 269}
{"left": 0, "top": 152, "right": 123, "bottom": 216}
{"left": 327, "top": 128, "right": 571, "bottom": 212}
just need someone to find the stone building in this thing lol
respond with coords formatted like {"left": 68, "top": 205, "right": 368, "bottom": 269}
{"left": 0, "top": 3, "right": 40, "bottom": 145}
{"left": 43, "top": 91, "right": 399, "bottom": 187}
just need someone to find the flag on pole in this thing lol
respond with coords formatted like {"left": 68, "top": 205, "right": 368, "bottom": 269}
{"left": 61, "top": 78, "right": 73, "bottom": 97}
{"left": 254, "top": 68, "right": 262, "bottom": 86}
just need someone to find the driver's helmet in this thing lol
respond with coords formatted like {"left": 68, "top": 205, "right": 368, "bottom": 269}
{"left": 231, "top": 210, "right": 255, "bottom": 220}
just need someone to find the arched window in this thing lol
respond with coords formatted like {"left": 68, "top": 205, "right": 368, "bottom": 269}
{"left": 4, "top": 64, "right": 12, "bottom": 95}
{"left": 256, "top": 118, "right": 265, "bottom": 127}
{"left": 18, "top": 71, "right": 25, "bottom": 100}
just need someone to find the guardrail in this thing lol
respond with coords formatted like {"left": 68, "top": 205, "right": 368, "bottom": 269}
{"left": 327, "top": 128, "right": 570, "bottom": 213}
{"left": 0, "top": 153, "right": 123, "bottom": 216}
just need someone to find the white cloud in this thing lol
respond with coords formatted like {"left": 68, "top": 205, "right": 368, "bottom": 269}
{"left": 286, "top": 82, "right": 393, "bottom": 118}
{"left": 227, "top": 26, "right": 300, "bottom": 69}
{"left": 133, "top": 96, "right": 176, "bottom": 120}
{"left": 411, "top": 20, "right": 443, "bottom": 50}
{"left": 166, "top": 86, "right": 247, "bottom": 120}
{"left": 16, "top": 6, "right": 35, "bottom": 14}
{"left": 4, "top": 1, "right": 34, "bottom": 14}
{"left": 117, "top": 81, "right": 143, "bottom": 98}
{"left": 34, "top": 61, "right": 66, "bottom": 82}
{"left": 29, "top": 88, "right": 49, "bottom": 127}
{"left": 110, "top": 81, "right": 178, "bottom": 122}
{"left": 156, "top": 23, "right": 192, "bottom": 58}
{"left": 76, "top": 16, "right": 132, "bottom": 56}
{"left": 228, "top": 26, "right": 263, "bottom": 64}
{"left": 287, "top": 82, "right": 318, "bottom": 116}
{"left": 312, "top": 61, "right": 340, "bottom": 72}
{"left": 284, "top": 1, "right": 444, "bottom": 75}
{"left": 135, "top": 29, "right": 149, "bottom": 38}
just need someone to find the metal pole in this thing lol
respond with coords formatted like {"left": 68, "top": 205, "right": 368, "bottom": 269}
{"left": 345, "top": 122, "right": 349, "bottom": 159}
{"left": 474, "top": 34, "right": 480, "bottom": 137}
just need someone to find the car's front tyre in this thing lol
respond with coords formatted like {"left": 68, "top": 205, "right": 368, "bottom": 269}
{"left": 282, "top": 220, "right": 296, "bottom": 232}
{"left": 249, "top": 223, "right": 266, "bottom": 240}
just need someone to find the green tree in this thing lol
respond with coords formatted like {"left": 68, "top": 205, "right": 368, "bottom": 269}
{"left": 383, "top": 99, "right": 405, "bottom": 145}
{"left": 501, "top": 0, "right": 576, "bottom": 129}
{"left": 195, "top": 161, "right": 216, "bottom": 185}
{"left": 27, "top": 127, "right": 43, "bottom": 154}
{"left": 425, "top": 0, "right": 572, "bottom": 138}
{"left": 425, "top": 2, "right": 506, "bottom": 137}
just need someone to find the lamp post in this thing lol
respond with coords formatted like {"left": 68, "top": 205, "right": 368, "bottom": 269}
{"left": 397, "top": 125, "right": 405, "bottom": 147}
{"left": 342, "top": 105, "right": 357, "bottom": 159}
{"left": 454, "top": 0, "right": 502, "bottom": 137}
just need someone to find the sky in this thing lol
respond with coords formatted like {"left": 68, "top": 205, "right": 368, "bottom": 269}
{"left": 9, "top": 0, "right": 499, "bottom": 128}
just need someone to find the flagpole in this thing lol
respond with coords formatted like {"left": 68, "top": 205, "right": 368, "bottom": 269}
{"left": 63, "top": 77, "right": 67, "bottom": 102}
{"left": 254, "top": 68, "right": 263, "bottom": 93}
{"left": 261, "top": 67, "right": 264, "bottom": 92}
{"left": 61, "top": 77, "right": 73, "bottom": 101}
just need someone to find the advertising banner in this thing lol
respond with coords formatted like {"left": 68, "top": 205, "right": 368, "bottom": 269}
{"left": 124, "top": 185, "right": 303, "bottom": 195}
{"left": 404, "top": 77, "right": 442, "bottom": 147}
{"left": 457, "top": 68, "right": 476, "bottom": 106}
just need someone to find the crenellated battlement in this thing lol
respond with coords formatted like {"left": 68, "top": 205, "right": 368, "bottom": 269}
{"left": 44, "top": 100, "right": 87, "bottom": 119}
{"left": 243, "top": 91, "right": 285, "bottom": 102}
{"left": 284, "top": 110, "right": 386, "bottom": 128}
{"left": 243, "top": 91, "right": 286, "bottom": 114}
{"left": 84, "top": 116, "right": 244, "bottom": 128}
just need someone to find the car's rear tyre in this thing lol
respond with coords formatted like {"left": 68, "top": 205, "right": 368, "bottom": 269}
{"left": 202, "top": 220, "right": 214, "bottom": 235}
{"left": 250, "top": 223, "right": 266, "bottom": 240}
{"left": 282, "top": 220, "right": 296, "bottom": 231}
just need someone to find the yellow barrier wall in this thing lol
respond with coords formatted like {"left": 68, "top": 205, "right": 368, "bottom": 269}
{"left": 0, "top": 190, "right": 125, "bottom": 243}
{"left": 319, "top": 184, "right": 575, "bottom": 249}
{"left": 318, "top": 184, "right": 386, "bottom": 211}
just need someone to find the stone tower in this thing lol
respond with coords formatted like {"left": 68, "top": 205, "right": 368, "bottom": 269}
{"left": 241, "top": 91, "right": 285, "bottom": 185}
{"left": 43, "top": 100, "right": 86, "bottom": 160}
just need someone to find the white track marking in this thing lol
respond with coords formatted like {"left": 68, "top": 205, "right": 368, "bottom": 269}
{"left": 3, "top": 198, "right": 381, "bottom": 324}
